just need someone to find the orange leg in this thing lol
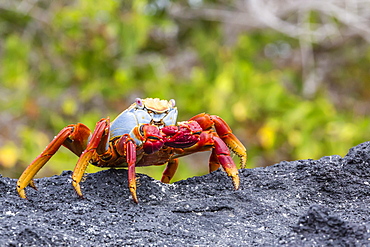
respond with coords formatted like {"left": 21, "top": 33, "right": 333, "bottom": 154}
{"left": 211, "top": 135, "right": 240, "bottom": 189}
{"left": 71, "top": 118, "right": 110, "bottom": 199}
{"left": 116, "top": 134, "right": 138, "bottom": 203}
{"left": 125, "top": 137, "right": 138, "bottom": 203}
{"left": 71, "top": 119, "right": 140, "bottom": 203}
{"left": 17, "top": 123, "right": 91, "bottom": 199}
{"left": 190, "top": 113, "right": 247, "bottom": 168}
{"left": 161, "top": 159, "right": 179, "bottom": 183}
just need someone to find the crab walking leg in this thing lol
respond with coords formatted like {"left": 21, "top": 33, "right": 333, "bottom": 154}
{"left": 212, "top": 136, "right": 240, "bottom": 190}
{"left": 72, "top": 119, "right": 110, "bottom": 198}
{"left": 211, "top": 115, "right": 247, "bottom": 168}
{"left": 125, "top": 139, "right": 138, "bottom": 203}
{"left": 190, "top": 113, "right": 247, "bottom": 168}
{"left": 17, "top": 123, "right": 91, "bottom": 199}
{"left": 161, "top": 159, "right": 179, "bottom": 183}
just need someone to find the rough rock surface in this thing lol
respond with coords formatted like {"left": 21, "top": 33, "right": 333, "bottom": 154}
{"left": 1, "top": 142, "right": 370, "bottom": 246}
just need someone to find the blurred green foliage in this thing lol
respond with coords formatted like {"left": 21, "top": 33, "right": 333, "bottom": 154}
{"left": 1, "top": 0, "right": 370, "bottom": 182}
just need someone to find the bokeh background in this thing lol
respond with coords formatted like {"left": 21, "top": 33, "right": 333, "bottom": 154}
{"left": 1, "top": 0, "right": 370, "bottom": 182}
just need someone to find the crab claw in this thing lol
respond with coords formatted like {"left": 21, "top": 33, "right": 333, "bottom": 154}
{"left": 143, "top": 137, "right": 163, "bottom": 154}
{"left": 162, "top": 121, "right": 202, "bottom": 148}
{"left": 139, "top": 125, "right": 164, "bottom": 154}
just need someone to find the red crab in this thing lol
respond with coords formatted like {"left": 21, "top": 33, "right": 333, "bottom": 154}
{"left": 17, "top": 98, "right": 247, "bottom": 203}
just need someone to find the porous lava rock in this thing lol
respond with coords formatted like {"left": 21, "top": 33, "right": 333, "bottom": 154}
{"left": 1, "top": 142, "right": 370, "bottom": 246}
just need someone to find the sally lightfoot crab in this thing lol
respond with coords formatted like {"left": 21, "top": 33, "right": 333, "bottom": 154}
{"left": 17, "top": 98, "right": 247, "bottom": 203}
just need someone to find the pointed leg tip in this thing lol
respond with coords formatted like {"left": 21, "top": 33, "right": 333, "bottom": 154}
{"left": 133, "top": 197, "right": 139, "bottom": 204}
{"left": 75, "top": 192, "right": 85, "bottom": 200}
{"left": 232, "top": 175, "right": 240, "bottom": 190}
{"left": 72, "top": 180, "right": 85, "bottom": 199}
{"left": 130, "top": 191, "right": 139, "bottom": 204}
{"left": 17, "top": 187, "right": 27, "bottom": 199}
{"left": 129, "top": 185, "right": 139, "bottom": 204}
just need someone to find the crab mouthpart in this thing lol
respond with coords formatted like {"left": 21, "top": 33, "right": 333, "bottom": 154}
{"left": 150, "top": 119, "right": 165, "bottom": 129}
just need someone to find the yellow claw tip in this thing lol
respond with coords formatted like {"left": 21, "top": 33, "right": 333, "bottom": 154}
{"left": 132, "top": 195, "right": 139, "bottom": 204}
{"left": 232, "top": 175, "right": 240, "bottom": 190}
{"left": 72, "top": 180, "right": 84, "bottom": 198}
{"left": 129, "top": 185, "right": 138, "bottom": 203}
{"left": 17, "top": 187, "right": 27, "bottom": 199}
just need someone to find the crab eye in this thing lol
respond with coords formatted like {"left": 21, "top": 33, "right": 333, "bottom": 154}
{"left": 135, "top": 98, "right": 143, "bottom": 108}
{"left": 139, "top": 125, "right": 145, "bottom": 135}
{"left": 169, "top": 99, "right": 175, "bottom": 107}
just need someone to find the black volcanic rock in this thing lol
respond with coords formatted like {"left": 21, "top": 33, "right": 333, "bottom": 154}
{"left": 1, "top": 142, "right": 370, "bottom": 246}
